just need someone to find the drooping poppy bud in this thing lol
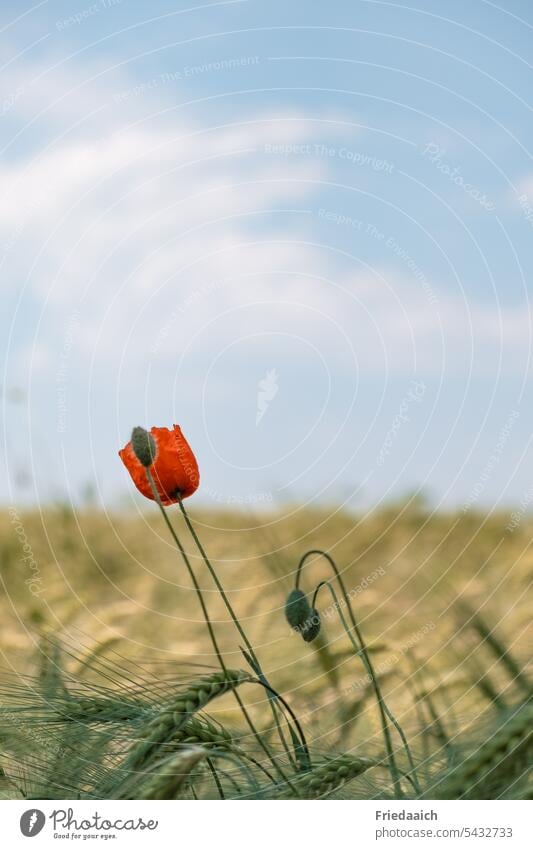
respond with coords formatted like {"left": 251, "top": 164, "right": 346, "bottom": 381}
{"left": 301, "top": 609, "right": 321, "bottom": 643}
{"left": 119, "top": 425, "right": 199, "bottom": 505}
{"left": 285, "top": 588, "right": 312, "bottom": 631}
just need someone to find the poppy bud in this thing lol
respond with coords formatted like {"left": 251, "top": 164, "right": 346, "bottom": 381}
{"left": 301, "top": 608, "right": 321, "bottom": 642}
{"left": 285, "top": 588, "right": 311, "bottom": 630}
{"left": 131, "top": 426, "right": 157, "bottom": 467}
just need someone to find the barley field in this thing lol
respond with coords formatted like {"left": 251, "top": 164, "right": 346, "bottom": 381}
{"left": 0, "top": 499, "right": 530, "bottom": 800}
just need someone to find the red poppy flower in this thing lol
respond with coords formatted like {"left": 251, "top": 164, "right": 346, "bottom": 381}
{"left": 119, "top": 425, "right": 199, "bottom": 504}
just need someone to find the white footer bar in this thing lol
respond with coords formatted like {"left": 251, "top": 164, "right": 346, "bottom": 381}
{"left": 2, "top": 799, "right": 528, "bottom": 848}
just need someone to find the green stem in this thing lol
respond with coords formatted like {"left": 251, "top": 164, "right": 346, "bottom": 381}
{"left": 206, "top": 758, "right": 225, "bottom": 799}
{"left": 298, "top": 549, "right": 419, "bottom": 797}
{"left": 177, "top": 495, "right": 309, "bottom": 767}
{"left": 311, "top": 578, "right": 402, "bottom": 795}
{"left": 176, "top": 499, "right": 256, "bottom": 661}
{"left": 144, "top": 469, "right": 283, "bottom": 782}
{"left": 252, "top": 678, "right": 310, "bottom": 770}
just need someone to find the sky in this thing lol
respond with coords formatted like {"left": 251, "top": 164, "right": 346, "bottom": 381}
{"left": 1, "top": 0, "right": 533, "bottom": 513}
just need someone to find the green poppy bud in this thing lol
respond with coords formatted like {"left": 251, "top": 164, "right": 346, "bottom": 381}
{"left": 302, "top": 609, "right": 321, "bottom": 643}
{"left": 285, "top": 588, "right": 311, "bottom": 630}
{"left": 131, "top": 426, "right": 157, "bottom": 467}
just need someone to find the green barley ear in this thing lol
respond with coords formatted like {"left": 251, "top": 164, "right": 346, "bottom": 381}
{"left": 302, "top": 608, "right": 321, "bottom": 643}
{"left": 131, "top": 426, "right": 156, "bottom": 467}
{"left": 285, "top": 588, "right": 311, "bottom": 630}
{"left": 275, "top": 754, "right": 376, "bottom": 799}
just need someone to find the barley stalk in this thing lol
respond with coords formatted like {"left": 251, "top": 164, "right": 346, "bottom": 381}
{"left": 458, "top": 603, "right": 531, "bottom": 697}
{"left": 118, "top": 747, "right": 206, "bottom": 800}
{"left": 173, "top": 716, "right": 233, "bottom": 748}
{"left": 274, "top": 754, "right": 376, "bottom": 799}
{"left": 54, "top": 697, "right": 149, "bottom": 723}
{"left": 125, "top": 670, "right": 251, "bottom": 770}
{"left": 426, "top": 700, "right": 532, "bottom": 800}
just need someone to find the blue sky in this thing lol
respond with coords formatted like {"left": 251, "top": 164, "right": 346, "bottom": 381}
{"left": 2, "top": 0, "right": 533, "bottom": 512}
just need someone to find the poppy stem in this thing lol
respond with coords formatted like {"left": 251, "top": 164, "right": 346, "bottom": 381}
{"left": 176, "top": 498, "right": 261, "bottom": 661}
{"left": 145, "top": 471, "right": 223, "bottom": 665}
{"left": 144, "top": 469, "right": 286, "bottom": 783}
{"left": 176, "top": 495, "right": 310, "bottom": 768}
{"left": 296, "top": 549, "right": 418, "bottom": 799}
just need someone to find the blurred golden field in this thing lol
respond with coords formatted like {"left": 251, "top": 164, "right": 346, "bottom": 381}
{"left": 1, "top": 500, "right": 530, "bottom": 759}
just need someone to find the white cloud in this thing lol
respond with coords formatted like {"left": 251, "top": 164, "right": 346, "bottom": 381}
{"left": 0, "top": 119, "right": 327, "bottom": 301}
{"left": 4, "top": 56, "right": 533, "bottom": 413}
